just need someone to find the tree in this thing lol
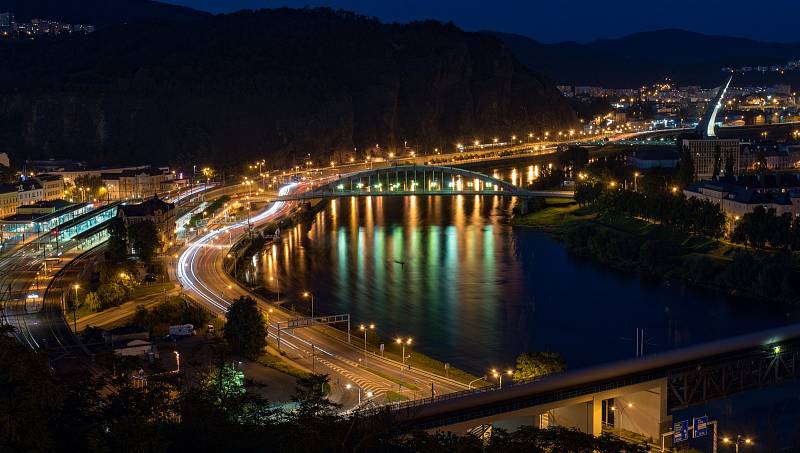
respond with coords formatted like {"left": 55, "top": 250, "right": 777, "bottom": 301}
{"left": 513, "top": 352, "right": 566, "bottom": 381}
{"left": 105, "top": 217, "right": 128, "bottom": 263}
{"left": 711, "top": 144, "right": 722, "bottom": 179}
{"left": 677, "top": 145, "right": 694, "bottom": 187}
{"left": 127, "top": 220, "right": 161, "bottom": 262}
{"left": 0, "top": 331, "right": 64, "bottom": 451}
{"left": 558, "top": 146, "right": 589, "bottom": 172}
{"left": 224, "top": 296, "right": 268, "bottom": 358}
{"left": 724, "top": 150, "right": 735, "bottom": 177}
{"left": 84, "top": 291, "right": 100, "bottom": 311}
{"left": 98, "top": 281, "right": 128, "bottom": 309}
{"left": 755, "top": 149, "right": 768, "bottom": 174}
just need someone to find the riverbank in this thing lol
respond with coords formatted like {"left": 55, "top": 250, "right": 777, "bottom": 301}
{"left": 512, "top": 199, "right": 800, "bottom": 307}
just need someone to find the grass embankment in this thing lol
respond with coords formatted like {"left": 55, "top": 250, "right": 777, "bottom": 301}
{"left": 514, "top": 197, "right": 735, "bottom": 262}
{"left": 257, "top": 349, "right": 313, "bottom": 381}
{"left": 511, "top": 198, "right": 593, "bottom": 230}
{"left": 73, "top": 282, "right": 176, "bottom": 325}
{"left": 513, "top": 198, "right": 800, "bottom": 304}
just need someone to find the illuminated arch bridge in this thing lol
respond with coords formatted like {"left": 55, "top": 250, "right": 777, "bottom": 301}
{"left": 272, "top": 165, "right": 574, "bottom": 201}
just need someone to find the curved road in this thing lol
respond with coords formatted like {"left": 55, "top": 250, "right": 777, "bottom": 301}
{"left": 175, "top": 183, "right": 469, "bottom": 409}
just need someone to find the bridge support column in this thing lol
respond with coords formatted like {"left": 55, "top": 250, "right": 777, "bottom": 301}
{"left": 516, "top": 197, "right": 545, "bottom": 216}
{"left": 592, "top": 395, "right": 603, "bottom": 437}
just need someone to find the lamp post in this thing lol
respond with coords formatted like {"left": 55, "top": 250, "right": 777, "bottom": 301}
{"left": 303, "top": 291, "right": 314, "bottom": 318}
{"left": 722, "top": 435, "right": 753, "bottom": 452}
{"left": 359, "top": 323, "right": 375, "bottom": 365}
{"left": 610, "top": 402, "right": 634, "bottom": 436}
{"left": 174, "top": 351, "right": 181, "bottom": 373}
{"left": 270, "top": 276, "right": 280, "bottom": 303}
{"left": 71, "top": 284, "right": 80, "bottom": 332}
{"left": 491, "top": 368, "right": 513, "bottom": 389}
{"left": 227, "top": 253, "right": 237, "bottom": 277}
{"left": 395, "top": 337, "right": 413, "bottom": 364}
{"left": 345, "top": 383, "right": 373, "bottom": 406}
{"left": 468, "top": 375, "right": 487, "bottom": 389}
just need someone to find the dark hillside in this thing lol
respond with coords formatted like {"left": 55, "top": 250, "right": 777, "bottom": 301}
{"left": 0, "top": 8, "right": 576, "bottom": 167}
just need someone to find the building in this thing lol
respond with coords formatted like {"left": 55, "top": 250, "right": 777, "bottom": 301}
{"left": 0, "top": 184, "right": 18, "bottom": 217}
{"left": 682, "top": 138, "right": 740, "bottom": 179}
{"left": 684, "top": 179, "right": 800, "bottom": 218}
{"left": 32, "top": 174, "right": 65, "bottom": 201}
{"left": 0, "top": 12, "right": 13, "bottom": 30}
{"left": 103, "top": 167, "right": 175, "bottom": 201}
{"left": 17, "top": 180, "right": 43, "bottom": 207}
{"left": 117, "top": 195, "right": 176, "bottom": 253}
{"left": 629, "top": 149, "right": 680, "bottom": 169}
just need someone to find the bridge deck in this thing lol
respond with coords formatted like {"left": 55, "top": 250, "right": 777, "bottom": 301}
{"left": 366, "top": 323, "right": 800, "bottom": 430}
{"left": 270, "top": 189, "right": 573, "bottom": 201}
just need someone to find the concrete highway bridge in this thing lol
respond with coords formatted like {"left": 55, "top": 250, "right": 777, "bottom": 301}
{"left": 364, "top": 323, "right": 800, "bottom": 448}
{"left": 269, "top": 165, "right": 574, "bottom": 202}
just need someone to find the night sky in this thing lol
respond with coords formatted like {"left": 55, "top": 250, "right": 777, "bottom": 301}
{"left": 164, "top": 0, "right": 800, "bottom": 43}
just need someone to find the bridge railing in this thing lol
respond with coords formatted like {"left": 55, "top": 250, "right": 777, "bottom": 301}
{"left": 359, "top": 370, "right": 558, "bottom": 417}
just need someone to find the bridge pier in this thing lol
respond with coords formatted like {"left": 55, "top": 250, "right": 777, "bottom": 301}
{"left": 515, "top": 197, "right": 545, "bottom": 215}
{"left": 431, "top": 378, "right": 670, "bottom": 445}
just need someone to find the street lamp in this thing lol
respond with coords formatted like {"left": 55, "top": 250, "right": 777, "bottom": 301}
{"left": 722, "top": 434, "right": 753, "bottom": 452}
{"left": 468, "top": 375, "right": 487, "bottom": 389}
{"left": 395, "top": 337, "right": 413, "bottom": 364}
{"left": 491, "top": 368, "right": 513, "bottom": 389}
{"left": 303, "top": 291, "right": 314, "bottom": 318}
{"left": 345, "top": 383, "right": 374, "bottom": 406}
{"left": 610, "top": 402, "right": 634, "bottom": 435}
{"left": 359, "top": 323, "right": 375, "bottom": 365}
{"left": 269, "top": 276, "right": 280, "bottom": 303}
{"left": 71, "top": 284, "right": 80, "bottom": 331}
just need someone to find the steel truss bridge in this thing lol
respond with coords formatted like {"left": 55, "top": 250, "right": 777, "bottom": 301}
{"left": 269, "top": 165, "right": 574, "bottom": 201}
{"left": 363, "top": 323, "right": 800, "bottom": 431}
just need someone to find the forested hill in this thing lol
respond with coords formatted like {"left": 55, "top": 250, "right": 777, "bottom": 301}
{"left": 486, "top": 29, "right": 800, "bottom": 87}
{"left": 0, "top": 8, "right": 576, "bottom": 168}
{"left": 0, "top": 0, "right": 207, "bottom": 26}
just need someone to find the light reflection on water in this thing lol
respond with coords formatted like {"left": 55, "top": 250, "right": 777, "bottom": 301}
{"left": 248, "top": 192, "right": 789, "bottom": 374}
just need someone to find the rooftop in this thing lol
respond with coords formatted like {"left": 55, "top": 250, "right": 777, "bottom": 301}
{"left": 687, "top": 180, "right": 800, "bottom": 206}
{"left": 118, "top": 196, "right": 174, "bottom": 217}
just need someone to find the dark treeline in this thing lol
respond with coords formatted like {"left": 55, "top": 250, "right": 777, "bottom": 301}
{"left": 567, "top": 182, "right": 800, "bottom": 305}
{"left": 565, "top": 224, "right": 799, "bottom": 304}
{"left": 0, "top": 8, "right": 575, "bottom": 168}
{"left": 576, "top": 182, "right": 726, "bottom": 237}
{"left": 731, "top": 205, "right": 800, "bottom": 251}
{"left": 0, "top": 326, "right": 647, "bottom": 453}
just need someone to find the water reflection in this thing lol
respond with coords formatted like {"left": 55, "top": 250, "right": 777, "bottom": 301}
{"left": 246, "top": 162, "right": 790, "bottom": 373}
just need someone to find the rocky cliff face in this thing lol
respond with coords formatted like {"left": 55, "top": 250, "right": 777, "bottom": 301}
{"left": 0, "top": 9, "right": 576, "bottom": 167}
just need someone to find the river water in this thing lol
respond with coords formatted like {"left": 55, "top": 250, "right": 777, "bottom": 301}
{"left": 244, "top": 159, "right": 795, "bottom": 375}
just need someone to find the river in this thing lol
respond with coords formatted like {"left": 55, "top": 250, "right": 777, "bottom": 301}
{"left": 243, "top": 158, "right": 795, "bottom": 375}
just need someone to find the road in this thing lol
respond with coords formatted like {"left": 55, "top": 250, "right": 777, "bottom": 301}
{"left": 174, "top": 182, "right": 469, "bottom": 409}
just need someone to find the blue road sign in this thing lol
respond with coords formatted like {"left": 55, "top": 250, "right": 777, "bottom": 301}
{"left": 674, "top": 420, "right": 689, "bottom": 443}
{"left": 693, "top": 416, "right": 709, "bottom": 438}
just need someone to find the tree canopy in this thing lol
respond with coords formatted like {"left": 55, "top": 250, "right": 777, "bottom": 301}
{"left": 224, "top": 296, "right": 268, "bottom": 358}
{"left": 127, "top": 220, "right": 161, "bottom": 262}
{"left": 513, "top": 352, "right": 566, "bottom": 381}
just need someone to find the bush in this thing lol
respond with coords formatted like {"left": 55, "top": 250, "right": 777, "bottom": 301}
{"left": 131, "top": 297, "right": 213, "bottom": 336}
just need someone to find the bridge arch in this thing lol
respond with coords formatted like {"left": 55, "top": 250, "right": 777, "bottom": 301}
{"left": 308, "top": 165, "right": 531, "bottom": 198}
